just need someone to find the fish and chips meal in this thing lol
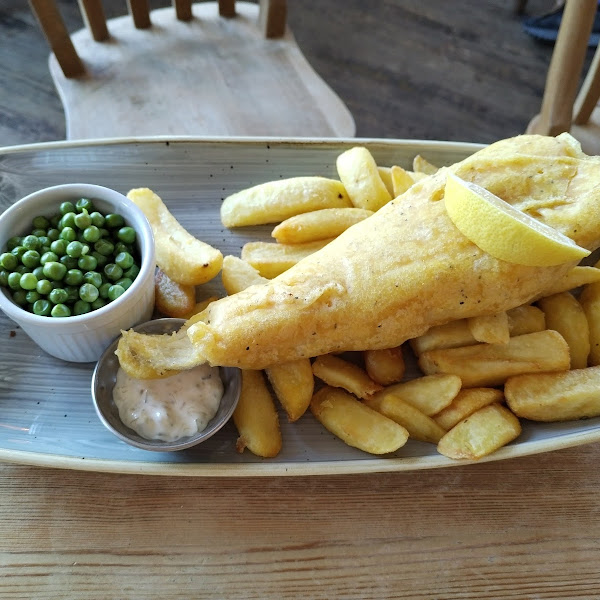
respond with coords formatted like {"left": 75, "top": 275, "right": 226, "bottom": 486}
{"left": 115, "top": 132, "right": 600, "bottom": 461}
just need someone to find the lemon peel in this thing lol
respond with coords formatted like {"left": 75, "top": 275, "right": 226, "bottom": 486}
{"left": 443, "top": 174, "right": 590, "bottom": 267}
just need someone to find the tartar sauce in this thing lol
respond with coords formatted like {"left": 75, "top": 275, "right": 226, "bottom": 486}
{"left": 112, "top": 364, "right": 224, "bottom": 442}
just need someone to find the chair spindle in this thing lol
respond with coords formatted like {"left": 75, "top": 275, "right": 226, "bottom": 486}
{"left": 259, "top": 0, "right": 286, "bottom": 38}
{"left": 28, "top": 0, "right": 85, "bottom": 78}
{"left": 78, "top": 0, "right": 109, "bottom": 41}
{"left": 127, "top": 0, "right": 152, "bottom": 29}
{"left": 219, "top": 0, "right": 236, "bottom": 18}
{"left": 173, "top": 0, "right": 193, "bottom": 21}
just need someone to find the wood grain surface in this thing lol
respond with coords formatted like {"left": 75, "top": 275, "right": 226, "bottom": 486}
{"left": 2, "top": 1, "right": 600, "bottom": 598}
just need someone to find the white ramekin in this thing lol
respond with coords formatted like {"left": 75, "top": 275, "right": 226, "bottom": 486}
{"left": 0, "top": 183, "right": 155, "bottom": 362}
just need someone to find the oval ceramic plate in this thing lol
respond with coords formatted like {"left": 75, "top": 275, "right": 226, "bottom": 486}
{"left": 0, "top": 136, "right": 599, "bottom": 476}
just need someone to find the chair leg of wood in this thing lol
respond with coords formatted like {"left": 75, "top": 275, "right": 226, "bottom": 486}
{"left": 28, "top": 0, "right": 85, "bottom": 78}
{"left": 259, "top": 0, "right": 286, "bottom": 38}
{"left": 574, "top": 44, "right": 600, "bottom": 125}
{"left": 173, "top": 0, "right": 193, "bottom": 21}
{"left": 530, "top": 0, "right": 597, "bottom": 136}
{"left": 218, "top": 0, "right": 236, "bottom": 18}
{"left": 77, "top": 0, "right": 109, "bottom": 41}
{"left": 127, "top": 0, "right": 152, "bottom": 29}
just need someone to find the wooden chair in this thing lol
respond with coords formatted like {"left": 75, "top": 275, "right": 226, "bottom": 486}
{"left": 28, "top": 0, "right": 355, "bottom": 139}
{"left": 526, "top": 0, "right": 600, "bottom": 153}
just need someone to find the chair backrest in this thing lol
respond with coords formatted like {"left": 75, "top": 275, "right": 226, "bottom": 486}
{"left": 29, "top": 0, "right": 287, "bottom": 79}
{"left": 527, "top": 0, "right": 600, "bottom": 152}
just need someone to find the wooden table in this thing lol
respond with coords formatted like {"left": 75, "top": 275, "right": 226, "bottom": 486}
{"left": 2, "top": 1, "right": 600, "bottom": 598}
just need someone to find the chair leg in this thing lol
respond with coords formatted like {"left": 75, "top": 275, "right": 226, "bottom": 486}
{"left": 78, "top": 0, "right": 109, "bottom": 41}
{"left": 573, "top": 43, "right": 600, "bottom": 125}
{"left": 259, "top": 0, "right": 286, "bottom": 38}
{"left": 127, "top": 0, "right": 152, "bottom": 29}
{"left": 529, "top": 0, "right": 597, "bottom": 136}
{"left": 28, "top": 0, "right": 85, "bottom": 78}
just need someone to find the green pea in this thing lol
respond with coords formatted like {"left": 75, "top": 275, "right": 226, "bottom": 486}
{"left": 74, "top": 210, "right": 92, "bottom": 230}
{"left": 116, "top": 227, "right": 136, "bottom": 244}
{"left": 66, "top": 241, "right": 85, "bottom": 258}
{"left": 94, "top": 239, "right": 114, "bottom": 256}
{"left": 32, "top": 266, "right": 45, "bottom": 280}
{"left": 11, "top": 246, "right": 27, "bottom": 259}
{"left": 60, "top": 212, "right": 77, "bottom": 229}
{"left": 76, "top": 198, "right": 94, "bottom": 213}
{"left": 40, "top": 251, "right": 59, "bottom": 265}
{"left": 91, "top": 251, "right": 108, "bottom": 268}
{"left": 79, "top": 282, "right": 99, "bottom": 303}
{"left": 107, "top": 284, "right": 126, "bottom": 301}
{"left": 51, "top": 303, "right": 71, "bottom": 318}
{"left": 19, "top": 273, "right": 38, "bottom": 290}
{"left": 91, "top": 298, "right": 107, "bottom": 311}
{"left": 0, "top": 252, "right": 17, "bottom": 270}
{"left": 123, "top": 264, "right": 140, "bottom": 280}
{"left": 60, "top": 255, "right": 78, "bottom": 270}
{"left": 60, "top": 227, "right": 76, "bottom": 242}
{"left": 21, "top": 250, "right": 40, "bottom": 268}
{"left": 83, "top": 226, "right": 101, "bottom": 243}
{"left": 6, "top": 237, "right": 22, "bottom": 251}
{"left": 42, "top": 261, "right": 67, "bottom": 281}
{"left": 98, "top": 282, "right": 111, "bottom": 299}
{"left": 115, "top": 277, "right": 133, "bottom": 291}
{"left": 98, "top": 228, "right": 110, "bottom": 239}
{"left": 82, "top": 271, "right": 103, "bottom": 289}
{"left": 49, "top": 214, "right": 61, "bottom": 228}
{"left": 78, "top": 255, "right": 97, "bottom": 271}
{"left": 7, "top": 272, "right": 21, "bottom": 290}
{"left": 33, "top": 299, "right": 52, "bottom": 316}
{"left": 22, "top": 235, "right": 40, "bottom": 250}
{"left": 37, "top": 236, "right": 50, "bottom": 249}
{"left": 66, "top": 286, "right": 80, "bottom": 302}
{"left": 105, "top": 213, "right": 125, "bottom": 229}
{"left": 114, "top": 242, "right": 131, "bottom": 255}
{"left": 60, "top": 201, "right": 75, "bottom": 216}
{"left": 32, "top": 215, "right": 50, "bottom": 230}
{"left": 104, "top": 263, "right": 123, "bottom": 281}
{"left": 114, "top": 251, "right": 134, "bottom": 270}
{"left": 14, "top": 265, "right": 31, "bottom": 275}
{"left": 64, "top": 269, "right": 83, "bottom": 286}
{"left": 25, "top": 290, "right": 41, "bottom": 304}
{"left": 47, "top": 228, "right": 60, "bottom": 242}
{"left": 49, "top": 288, "right": 69, "bottom": 304}
{"left": 50, "top": 239, "right": 67, "bottom": 256}
{"left": 36, "top": 279, "right": 52, "bottom": 295}
{"left": 0, "top": 270, "right": 8, "bottom": 286}
{"left": 12, "top": 289, "right": 28, "bottom": 306}
{"left": 90, "top": 212, "right": 105, "bottom": 227}
{"left": 31, "top": 229, "right": 46, "bottom": 238}
{"left": 73, "top": 300, "right": 91, "bottom": 315}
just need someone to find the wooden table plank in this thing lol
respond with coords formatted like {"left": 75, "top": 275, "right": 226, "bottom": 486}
{"left": 1, "top": 444, "right": 599, "bottom": 598}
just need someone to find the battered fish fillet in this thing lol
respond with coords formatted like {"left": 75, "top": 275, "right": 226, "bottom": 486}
{"left": 120, "top": 134, "right": 600, "bottom": 372}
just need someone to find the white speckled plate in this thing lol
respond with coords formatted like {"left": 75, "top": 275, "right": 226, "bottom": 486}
{"left": 1, "top": 136, "right": 599, "bottom": 477}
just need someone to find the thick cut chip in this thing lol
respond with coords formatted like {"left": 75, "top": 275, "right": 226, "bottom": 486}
{"left": 467, "top": 312, "right": 510, "bottom": 344}
{"left": 181, "top": 296, "right": 220, "bottom": 320}
{"left": 437, "top": 404, "right": 521, "bottom": 460}
{"left": 506, "top": 305, "right": 546, "bottom": 337}
{"left": 221, "top": 255, "right": 268, "bottom": 296}
{"left": 537, "top": 292, "right": 590, "bottom": 369}
{"left": 241, "top": 239, "right": 333, "bottom": 278}
{"left": 312, "top": 354, "right": 383, "bottom": 399}
{"left": 336, "top": 147, "right": 392, "bottom": 211}
{"left": 413, "top": 155, "right": 439, "bottom": 175}
{"left": 266, "top": 359, "right": 314, "bottom": 422}
{"left": 364, "top": 393, "right": 447, "bottom": 443}
{"left": 390, "top": 165, "right": 415, "bottom": 197}
{"left": 233, "top": 370, "right": 281, "bottom": 457}
{"left": 505, "top": 366, "right": 600, "bottom": 421}
{"left": 363, "top": 347, "right": 405, "bottom": 386}
{"left": 154, "top": 269, "right": 196, "bottom": 318}
{"left": 538, "top": 266, "right": 600, "bottom": 298}
{"left": 310, "top": 386, "right": 409, "bottom": 454}
{"left": 418, "top": 330, "right": 570, "bottom": 387}
{"left": 220, "top": 177, "right": 351, "bottom": 227}
{"left": 271, "top": 208, "right": 373, "bottom": 244}
{"left": 127, "top": 188, "right": 223, "bottom": 285}
{"left": 368, "top": 374, "right": 461, "bottom": 417}
{"left": 580, "top": 279, "right": 600, "bottom": 366}
{"left": 434, "top": 388, "right": 504, "bottom": 430}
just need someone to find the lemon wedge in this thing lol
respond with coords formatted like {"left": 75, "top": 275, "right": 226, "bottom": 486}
{"left": 443, "top": 173, "right": 590, "bottom": 266}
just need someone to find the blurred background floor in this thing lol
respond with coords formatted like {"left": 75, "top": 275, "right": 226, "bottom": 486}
{"left": 0, "top": 0, "right": 587, "bottom": 146}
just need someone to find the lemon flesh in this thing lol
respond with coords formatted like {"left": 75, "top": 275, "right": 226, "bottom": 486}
{"left": 443, "top": 173, "right": 590, "bottom": 267}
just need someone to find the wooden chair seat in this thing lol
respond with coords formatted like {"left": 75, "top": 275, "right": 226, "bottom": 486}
{"left": 30, "top": 1, "right": 355, "bottom": 139}
{"left": 527, "top": 0, "right": 600, "bottom": 153}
